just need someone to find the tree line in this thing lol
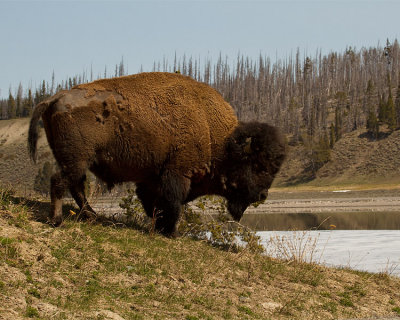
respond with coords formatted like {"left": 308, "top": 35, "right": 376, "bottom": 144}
{"left": 3, "top": 40, "right": 400, "bottom": 145}
{"left": 0, "top": 59, "right": 127, "bottom": 120}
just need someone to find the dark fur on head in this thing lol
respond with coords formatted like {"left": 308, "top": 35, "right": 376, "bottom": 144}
{"left": 222, "top": 122, "right": 286, "bottom": 221}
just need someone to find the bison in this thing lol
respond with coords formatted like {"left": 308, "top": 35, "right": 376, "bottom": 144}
{"left": 28, "top": 72, "right": 285, "bottom": 236}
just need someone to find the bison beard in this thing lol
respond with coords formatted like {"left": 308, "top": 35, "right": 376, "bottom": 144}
{"left": 28, "top": 72, "right": 285, "bottom": 237}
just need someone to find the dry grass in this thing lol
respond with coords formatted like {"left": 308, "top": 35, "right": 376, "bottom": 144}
{"left": 1, "top": 192, "right": 400, "bottom": 319}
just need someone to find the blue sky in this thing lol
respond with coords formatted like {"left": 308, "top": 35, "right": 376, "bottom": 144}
{"left": 1, "top": 0, "right": 399, "bottom": 98}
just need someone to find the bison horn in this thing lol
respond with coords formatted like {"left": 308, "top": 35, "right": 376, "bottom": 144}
{"left": 243, "top": 137, "right": 252, "bottom": 154}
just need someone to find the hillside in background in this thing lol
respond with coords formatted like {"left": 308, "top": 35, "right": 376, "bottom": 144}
{"left": 277, "top": 126, "right": 400, "bottom": 188}
{"left": 1, "top": 118, "right": 400, "bottom": 196}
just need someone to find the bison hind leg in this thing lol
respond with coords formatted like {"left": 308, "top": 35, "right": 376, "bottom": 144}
{"left": 69, "top": 174, "right": 97, "bottom": 221}
{"left": 49, "top": 167, "right": 96, "bottom": 226}
{"left": 49, "top": 171, "right": 68, "bottom": 226}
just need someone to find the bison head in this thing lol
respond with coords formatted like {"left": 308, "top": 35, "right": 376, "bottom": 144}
{"left": 222, "top": 122, "right": 286, "bottom": 221}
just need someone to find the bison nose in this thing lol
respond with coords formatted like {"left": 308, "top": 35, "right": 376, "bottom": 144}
{"left": 259, "top": 190, "right": 268, "bottom": 201}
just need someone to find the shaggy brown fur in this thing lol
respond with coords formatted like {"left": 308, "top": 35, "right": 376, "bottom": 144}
{"left": 28, "top": 72, "right": 285, "bottom": 236}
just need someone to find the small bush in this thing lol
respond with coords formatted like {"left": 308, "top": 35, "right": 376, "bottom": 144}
{"left": 119, "top": 188, "right": 150, "bottom": 231}
{"left": 120, "top": 191, "right": 264, "bottom": 254}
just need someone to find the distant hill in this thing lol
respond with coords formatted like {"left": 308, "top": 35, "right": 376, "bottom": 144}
{"left": 1, "top": 118, "right": 400, "bottom": 195}
{"left": 276, "top": 126, "right": 400, "bottom": 188}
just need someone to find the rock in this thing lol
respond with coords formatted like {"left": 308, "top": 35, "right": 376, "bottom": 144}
{"left": 261, "top": 301, "right": 283, "bottom": 311}
{"left": 153, "top": 301, "right": 161, "bottom": 307}
{"left": 95, "top": 310, "right": 126, "bottom": 320}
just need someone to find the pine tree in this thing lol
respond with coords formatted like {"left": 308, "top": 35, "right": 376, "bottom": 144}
{"left": 15, "top": 83, "right": 23, "bottom": 117}
{"left": 311, "top": 131, "right": 331, "bottom": 172}
{"left": 378, "top": 93, "right": 388, "bottom": 124}
{"left": 50, "top": 71, "right": 55, "bottom": 95}
{"left": 23, "top": 89, "right": 33, "bottom": 117}
{"left": 118, "top": 57, "right": 125, "bottom": 77}
{"left": 366, "top": 108, "right": 379, "bottom": 139}
{"left": 386, "top": 88, "right": 396, "bottom": 130}
{"left": 318, "top": 131, "right": 331, "bottom": 162}
{"left": 364, "top": 79, "right": 375, "bottom": 118}
{"left": 8, "top": 90, "right": 16, "bottom": 119}
{"left": 41, "top": 80, "right": 47, "bottom": 99}
{"left": 366, "top": 79, "right": 374, "bottom": 96}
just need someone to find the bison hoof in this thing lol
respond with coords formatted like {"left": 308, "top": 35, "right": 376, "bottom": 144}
{"left": 78, "top": 209, "right": 97, "bottom": 222}
{"left": 163, "top": 230, "right": 179, "bottom": 238}
{"left": 47, "top": 217, "right": 63, "bottom": 227}
{"left": 154, "top": 225, "right": 179, "bottom": 238}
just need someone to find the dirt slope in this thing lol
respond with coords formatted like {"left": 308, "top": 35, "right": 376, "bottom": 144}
{"left": 0, "top": 119, "right": 53, "bottom": 193}
{"left": 317, "top": 129, "right": 400, "bottom": 185}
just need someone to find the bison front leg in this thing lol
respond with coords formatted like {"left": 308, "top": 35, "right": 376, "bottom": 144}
{"left": 136, "top": 181, "right": 182, "bottom": 237}
{"left": 155, "top": 171, "right": 191, "bottom": 237}
{"left": 136, "top": 183, "right": 156, "bottom": 219}
{"left": 137, "top": 172, "right": 190, "bottom": 237}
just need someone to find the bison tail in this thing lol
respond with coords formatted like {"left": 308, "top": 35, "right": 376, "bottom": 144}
{"left": 28, "top": 100, "right": 50, "bottom": 162}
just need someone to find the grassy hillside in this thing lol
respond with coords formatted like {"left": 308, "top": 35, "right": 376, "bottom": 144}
{"left": 1, "top": 191, "right": 400, "bottom": 319}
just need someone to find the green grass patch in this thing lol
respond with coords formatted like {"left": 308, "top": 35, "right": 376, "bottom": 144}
{"left": 339, "top": 292, "right": 354, "bottom": 307}
{"left": 27, "top": 287, "right": 41, "bottom": 298}
{"left": 392, "top": 306, "right": 400, "bottom": 315}
{"left": 238, "top": 305, "right": 256, "bottom": 316}
{"left": 25, "top": 305, "right": 40, "bottom": 318}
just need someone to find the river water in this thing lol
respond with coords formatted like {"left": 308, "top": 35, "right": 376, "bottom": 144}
{"left": 257, "top": 230, "right": 400, "bottom": 276}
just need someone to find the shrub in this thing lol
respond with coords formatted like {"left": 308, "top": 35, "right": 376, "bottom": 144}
{"left": 119, "top": 188, "right": 150, "bottom": 231}
{"left": 120, "top": 191, "right": 264, "bottom": 254}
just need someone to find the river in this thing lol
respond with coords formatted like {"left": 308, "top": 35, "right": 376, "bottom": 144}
{"left": 258, "top": 230, "right": 400, "bottom": 276}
